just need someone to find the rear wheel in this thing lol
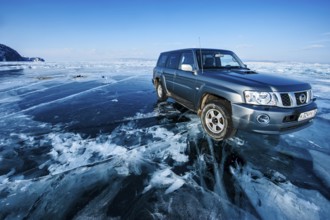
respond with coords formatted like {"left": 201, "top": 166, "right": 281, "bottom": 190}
{"left": 156, "top": 81, "right": 168, "bottom": 102}
{"left": 201, "top": 100, "right": 236, "bottom": 141}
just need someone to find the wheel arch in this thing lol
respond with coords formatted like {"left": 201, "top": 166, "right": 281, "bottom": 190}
{"left": 154, "top": 77, "right": 160, "bottom": 86}
{"left": 154, "top": 75, "right": 169, "bottom": 92}
{"left": 199, "top": 93, "right": 237, "bottom": 140}
{"left": 197, "top": 93, "right": 232, "bottom": 116}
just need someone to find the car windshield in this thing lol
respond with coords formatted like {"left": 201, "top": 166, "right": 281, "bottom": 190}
{"left": 196, "top": 50, "right": 244, "bottom": 70}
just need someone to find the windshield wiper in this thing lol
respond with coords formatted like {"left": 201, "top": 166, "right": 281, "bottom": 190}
{"left": 223, "top": 66, "right": 243, "bottom": 69}
{"left": 204, "top": 66, "right": 245, "bottom": 70}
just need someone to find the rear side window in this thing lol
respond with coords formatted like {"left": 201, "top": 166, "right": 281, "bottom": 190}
{"left": 166, "top": 53, "right": 181, "bottom": 69}
{"left": 157, "top": 53, "right": 168, "bottom": 67}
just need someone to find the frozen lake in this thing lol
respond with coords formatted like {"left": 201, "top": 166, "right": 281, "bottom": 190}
{"left": 0, "top": 60, "right": 329, "bottom": 219}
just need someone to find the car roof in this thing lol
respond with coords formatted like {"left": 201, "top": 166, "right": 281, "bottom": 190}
{"left": 160, "top": 48, "right": 233, "bottom": 54}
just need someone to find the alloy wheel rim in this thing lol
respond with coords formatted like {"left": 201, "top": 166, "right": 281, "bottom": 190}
{"left": 205, "top": 108, "right": 225, "bottom": 134}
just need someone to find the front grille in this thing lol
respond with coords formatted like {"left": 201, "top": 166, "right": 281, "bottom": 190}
{"left": 280, "top": 94, "right": 291, "bottom": 106}
{"left": 295, "top": 92, "right": 308, "bottom": 105}
{"left": 278, "top": 90, "right": 310, "bottom": 107}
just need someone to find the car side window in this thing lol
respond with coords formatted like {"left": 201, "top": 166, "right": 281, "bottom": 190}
{"left": 166, "top": 53, "right": 181, "bottom": 69}
{"left": 157, "top": 53, "right": 168, "bottom": 67}
{"left": 179, "top": 52, "right": 194, "bottom": 70}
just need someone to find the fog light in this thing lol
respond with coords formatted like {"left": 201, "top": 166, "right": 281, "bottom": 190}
{"left": 257, "top": 114, "right": 270, "bottom": 124}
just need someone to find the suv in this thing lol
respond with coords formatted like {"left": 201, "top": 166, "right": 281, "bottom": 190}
{"left": 152, "top": 48, "right": 317, "bottom": 141}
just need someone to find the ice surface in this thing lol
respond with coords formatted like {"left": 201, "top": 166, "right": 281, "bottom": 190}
{"left": 231, "top": 165, "right": 329, "bottom": 220}
{"left": 309, "top": 150, "right": 330, "bottom": 188}
{"left": 0, "top": 60, "right": 329, "bottom": 219}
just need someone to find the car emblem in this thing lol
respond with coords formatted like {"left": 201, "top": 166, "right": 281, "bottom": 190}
{"left": 299, "top": 93, "right": 307, "bottom": 103}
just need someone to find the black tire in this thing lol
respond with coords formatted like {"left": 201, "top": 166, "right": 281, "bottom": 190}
{"left": 156, "top": 81, "right": 168, "bottom": 102}
{"left": 201, "top": 100, "right": 236, "bottom": 141}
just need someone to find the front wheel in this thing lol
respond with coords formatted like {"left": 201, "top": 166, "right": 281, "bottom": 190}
{"left": 156, "top": 82, "right": 168, "bottom": 102}
{"left": 201, "top": 100, "right": 236, "bottom": 141}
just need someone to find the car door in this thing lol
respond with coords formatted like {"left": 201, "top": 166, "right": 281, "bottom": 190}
{"left": 173, "top": 51, "right": 197, "bottom": 108}
{"left": 162, "top": 52, "right": 180, "bottom": 93}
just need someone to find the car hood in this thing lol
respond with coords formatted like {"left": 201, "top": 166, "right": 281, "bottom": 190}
{"left": 203, "top": 69, "right": 311, "bottom": 92}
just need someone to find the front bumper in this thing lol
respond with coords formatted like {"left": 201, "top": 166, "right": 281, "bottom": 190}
{"left": 231, "top": 102, "right": 317, "bottom": 134}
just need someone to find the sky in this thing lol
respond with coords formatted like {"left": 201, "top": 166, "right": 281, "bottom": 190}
{"left": 0, "top": 0, "right": 329, "bottom": 63}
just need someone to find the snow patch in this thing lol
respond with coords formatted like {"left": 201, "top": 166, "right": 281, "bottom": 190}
{"left": 47, "top": 133, "right": 126, "bottom": 174}
{"left": 143, "top": 168, "right": 186, "bottom": 194}
{"left": 148, "top": 126, "right": 189, "bottom": 163}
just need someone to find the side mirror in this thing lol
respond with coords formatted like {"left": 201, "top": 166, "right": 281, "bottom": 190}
{"left": 243, "top": 64, "right": 247, "bottom": 68}
{"left": 181, "top": 64, "right": 193, "bottom": 72}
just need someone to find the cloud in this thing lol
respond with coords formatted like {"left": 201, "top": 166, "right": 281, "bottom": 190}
{"left": 303, "top": 44, "right": 325, "bottom": 50}
{"left": 322, "top": 32, "right": 330, "bottom": 36}
{"left": 311, "top": 39, "right": 330, "bottom": 44}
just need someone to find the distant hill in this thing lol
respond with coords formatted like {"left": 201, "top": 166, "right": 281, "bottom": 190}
{"left": 0, "top": 44, "right": 45, "bottom": 62}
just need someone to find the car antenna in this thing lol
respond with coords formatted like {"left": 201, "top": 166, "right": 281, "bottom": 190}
{"left": 199, "top": 37, "right": 203, "bottom": 74}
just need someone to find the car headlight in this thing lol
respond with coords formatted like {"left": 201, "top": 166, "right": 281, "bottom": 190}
{"left": 244, "top": 91, "right": 277, "bottom": 106}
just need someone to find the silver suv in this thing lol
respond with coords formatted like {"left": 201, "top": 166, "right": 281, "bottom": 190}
{"left": 152, "top": 48, "right": 317, "bottom": 141}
